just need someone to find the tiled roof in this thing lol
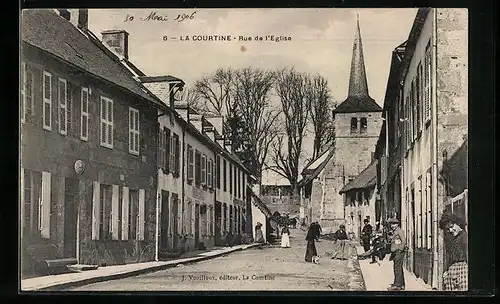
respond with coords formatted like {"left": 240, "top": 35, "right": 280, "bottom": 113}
{"left": 21, "top": 9, "right": 163, "bottom": 107}
{"left": 333, "top": 96, "right": 382, "bottom": 113}
{"left": 339, "top": 161, "right": 377, "bottom": 194}
{"left": 298, "top": 147, "right": 335, "bottom": 188}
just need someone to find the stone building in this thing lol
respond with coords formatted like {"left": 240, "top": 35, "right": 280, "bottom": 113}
{"left": 20, "top": 9, "right": 167, "bottom": 274}
{"left": 261, "top": 184, "right": 300, "bottom": 216}
{"left": 299, "top": 16, "right": 382, "bottom": 232}
{"left": 375, "top": 8, "right": 468, "bottom": 289}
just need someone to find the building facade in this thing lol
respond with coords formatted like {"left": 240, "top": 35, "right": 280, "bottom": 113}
{"left": 376, "top": 8, "right": 468, "bottom": 289}
{"left": 20, "top": 9, "right": 167, "bottom": 274}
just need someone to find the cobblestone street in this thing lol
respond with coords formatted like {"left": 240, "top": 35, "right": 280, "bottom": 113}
{"left": 70, "top": 229, "right": 365, "bottom": 291}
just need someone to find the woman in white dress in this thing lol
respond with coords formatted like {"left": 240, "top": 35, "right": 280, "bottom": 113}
{"left": 281, "top": 226, "right": 291, "bottom": 248}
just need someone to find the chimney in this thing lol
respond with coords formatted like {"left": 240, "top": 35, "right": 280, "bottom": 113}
{"left": 68, "top": 9, "right": 88, "bottom": 30}
{"left": 205, "top": 115, "right": 224, "bottom": 138}
{"left": 224, "top": 139, "right": 232, "bottom": 154}
{"left": 101, "top": 29, "right": 129, "bottom": 60}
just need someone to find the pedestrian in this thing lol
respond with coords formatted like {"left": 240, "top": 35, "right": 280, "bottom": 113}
{"left": 361, "top": 218, "right": 373, "bottom": 252}
{"left": 304, "top": 223, "right": 318, "bottom": 262}
{"left": 255, "top": 222, "right": 265, "bottom": 243}
{"left": 224, "top": 230, "right": 234, "bottom": 247}
{"left": 281, "top": 226, "right": 291, "bottom": 248}
{"left": 439, "top": 212, "right": 468, "bottom": 291}
{"left": 331, "top": 224, "right": 350, "bottom": 260}
{"left": 387, "top": 218, "right": 406, "bottom": 291}
{"left": 315, "top": 221, "right": 322, "bottom": 241}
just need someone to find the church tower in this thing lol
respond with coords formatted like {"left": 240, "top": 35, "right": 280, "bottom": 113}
{"left": 320, "top": 16, "right": 383, "bottom": 230}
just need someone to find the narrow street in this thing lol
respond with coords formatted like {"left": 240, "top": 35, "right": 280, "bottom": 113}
{"left": 69, "top": 229, "right": 365, "bottom": 291}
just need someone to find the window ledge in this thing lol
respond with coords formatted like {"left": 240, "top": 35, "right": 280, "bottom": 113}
{"left": 100, "top": 143, "right": 114, "bottom": 150}
{"left": 129, "top": 150, "right": 140, "bottom": 156}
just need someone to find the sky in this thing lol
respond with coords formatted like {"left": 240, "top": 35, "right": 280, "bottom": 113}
{"left": 88, "top": 8, "right": 418, "bottom": 185}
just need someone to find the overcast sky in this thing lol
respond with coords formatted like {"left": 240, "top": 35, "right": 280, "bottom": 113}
{"left": 88, "top": 8, "right": 417, "bottom": 185}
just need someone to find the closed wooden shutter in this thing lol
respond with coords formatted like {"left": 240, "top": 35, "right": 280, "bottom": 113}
{"left": 165, "top": 128, "right": 170, "bottom": 173}
{"left": 111, "top": 185, "right": 120, "bottom": 240}
{"left": 175, "top": 134, "right": 180, "bottom": 177}
{"left": 92, "top": 181, "right": 101, "bottom": 240}
{"left": 20, "top": 168, "right": 25, "bottom": 235}
{"left": 121, "top": 187, "right": 129, "bottom": 240}
{"left": 40, "top": 171, "right": 51, "bottom": 239}
{"left": 138, "top": 189, "right": 145, "bottom": 240}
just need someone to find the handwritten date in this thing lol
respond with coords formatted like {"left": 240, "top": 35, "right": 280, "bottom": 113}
{"left": 124, "top": 11, "right": 196, "bottom": 23}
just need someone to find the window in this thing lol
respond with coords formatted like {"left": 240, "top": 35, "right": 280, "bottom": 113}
{"left": 216, "top": 156, "right": 221, "bottom": 189}
{"left": 418, "top": 175, "right": 424, "bottom": 248}
{"left": 242, "top": 174, "right": 246, "bottom": 199}
{"left": 416, "top": 63, "right": 422, "bottom": 133}
{"left": 21, "top": 169, "right": 42, "bottom": 237}
{"left": 229, "top": 164, "right": 233, "bottom": 194}
{"left": 173, "top": 134, "right": 180, "bottom": 177}
{"left": 209, "top": 206, "right": 214, "bottom": 236}
{"left": 424, "top": 41, "right": 432, "bottom": 124}
{"left": 128, "top": 189, "right": 139, "bottom": 240}
{"left": 169, "top": 133, "right": 176, "bottom": 173}
{"left": 350, "top": 117, "right": 358, "bottom": 134}
{"left": 58, "top": 78, "right": 68, "bottom": 135}
{"left": 81, "top": 88, "right": 90, "bottom": 141}
{"left": 233, "top": 166, "right": 237, "bottom": 196}
{"left": 411, "top": 81, "right": 416, "bottom": 141}
{"left": 201, "top": 154, "right": 207, "bottom": 187}
{"left": 360, "top": 117, "right": 367, "bottom": 134}
{"left": 67, "top": 84, "right": 73, "bottom": 135}
{"left": 237, "top": 169, "right": 241, "bottom": 198}
{"left": 99, "top": 184, "right": 112, "bottom": 240}
{"left": 43, "top": 71, "right": 52, "bottom": 130}
{"left": 158, "top": 128, "right": 166, "bottom": 170}
{"left": 187, "top": 145, "right": 194, "bottom": 182}
{"left": 164, "top": 128, "right": 170, "bottom": 173}
{"left": 195, "top": 151, "right": 201, "bottom": 186}
{"left": 129, "top": 107, "right": 140, "bottom": 155}
{"left": 100, "top": 97, "right": 114, "bottom": 148}
{"left": 21, "top": 63, "right": 34, "bottom": 123}
{"left": 426, "top": 169, "right": 432, "bottom": 249}
{"left": 207, "top": 158, "right": 213, "bottom": 189}
{"left": 223, "top": 159, "right": 227, "bottom": 192}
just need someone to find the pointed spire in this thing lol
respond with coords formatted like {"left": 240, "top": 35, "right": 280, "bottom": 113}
{"left": 348, "top": 15, "right": 370, "bottom": 98}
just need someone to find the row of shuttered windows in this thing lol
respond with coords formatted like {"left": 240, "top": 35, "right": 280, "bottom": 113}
{"left": 20, "top": 168, "right": 146, "bottom": 241}
{"left": 403, "top": 40, "right": 432, "bottom": 151}
{"left": 21, "top": 62, "right": 141, "bottom": 155}
{"left": 406, "top": 168, "right": 433, "bottom": 250}
{"left": 159, "top": 134, "right": 247, "bottom": 200}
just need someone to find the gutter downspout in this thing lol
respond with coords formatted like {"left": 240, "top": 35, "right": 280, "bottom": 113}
{"left": 431, "top": 8, "right": 440, "bottom": 290}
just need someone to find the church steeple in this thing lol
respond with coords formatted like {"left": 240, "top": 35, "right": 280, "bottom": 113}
{"left": 333, "top": 15, "right": 382, "bottom": 114}
{"left": 348, "top": 14, "right": 370, "bottom": 98}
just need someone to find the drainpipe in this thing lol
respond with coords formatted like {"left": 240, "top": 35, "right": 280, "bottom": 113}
{"left": 431, "top": 8, "right": 440, "bottom": 290}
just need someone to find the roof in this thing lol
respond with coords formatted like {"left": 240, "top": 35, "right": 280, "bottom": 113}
{"left": 139, "top": 75, "right": 185, "bottom": 84}
{"left": 21, "top": 9, "right": 164, "bottom": 109}
{"left": 339, "top": 161, "right": 378, "bottom": 194}
{"left": 298, "top": 147, "right": 336, "bottom": 188}
{"left": 333, "top": 96, "right": 382, "bottom": 113}
{"left": 249, "top": 187, "right": 273, "bottom": 218}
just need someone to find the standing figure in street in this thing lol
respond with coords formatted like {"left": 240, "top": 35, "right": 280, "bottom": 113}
{"left": 304, "top": 224, "right": 318, "bottom": 262}
{"left": 255, "top": 222, "right": 265, "bottom": 243}
{"left": 439, "top": 212, "right": 468, "bottom": 291}
{"left": 281, "top": 226, "right": 291, "bottom": 248}
{"left": 315, "top": 221, "right": 322, "bottom": 241}
{"left": 331, "top": 224, "right": 350, "bottom": 260}
{"left": 361, "top": 218, "right": 373, "bottom": 252}
{"left": 387, "top": 218, "right": 406, "bottom": 291}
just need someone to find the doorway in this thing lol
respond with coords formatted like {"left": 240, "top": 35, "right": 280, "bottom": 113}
{"left": 195, "top": 204, "right": 200, "bottom": 247}
{"left": 160, "top": 190, "right": 169, "bottom": 253}
{"left": 172, "top": 194, "right": 178, "bottom": 250}
{"left": 63, "top": 178, "right": 79, "bottom": 258}
{"left": 215, "top": 202, "right": 222, "bottom": 246}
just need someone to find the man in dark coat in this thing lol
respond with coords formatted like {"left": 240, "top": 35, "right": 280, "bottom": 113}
{"left": 387, "top": 218, "right": 406, "bottom": 291}
{"left": 361, "top": 218, "right": 373, "bottom": 252}
{"left": 314, "top": 221, "right": 322, "bottom": 241}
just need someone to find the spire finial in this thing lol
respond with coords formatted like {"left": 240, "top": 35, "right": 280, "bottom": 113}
{"left": 348, "top": 14, "right": 370, "bottom": 98}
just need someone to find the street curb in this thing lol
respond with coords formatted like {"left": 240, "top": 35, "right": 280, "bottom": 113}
{"left": 25, "top": 244, "right": 261, "bottom": 291}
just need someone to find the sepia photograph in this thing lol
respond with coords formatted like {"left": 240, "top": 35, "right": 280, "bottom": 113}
{"left": 19, "top": 8, "right": 468, "bottom": 292}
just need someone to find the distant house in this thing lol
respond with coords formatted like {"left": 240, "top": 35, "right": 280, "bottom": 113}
{"left": 260, "top": 184, "right": 299, "bottom": 216}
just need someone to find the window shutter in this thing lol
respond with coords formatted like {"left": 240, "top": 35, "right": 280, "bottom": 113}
{"left": 424, "top": 46, "right": 431, "bottom": 124}
{"left": 157, "top": 128, "right": 164, "bottom": 169}
{"left": 111, "top": 185, "right": 120, "bottom": 240}
{"left": 121, "top": 187, "right": 129, "bottom": 240}
{"left": 40, "top": 171, "right": 51, "bottom": 239}
{"left": 21, "top": 62, "right": 26, "bottom": 122}
{"left": 165, "top": 128, "right": 170, "bottom": 173}
{"left": 92, "top": 181, "right": 101, "bottom": 240}
{"left": 175, "top": 134, "right": 180, "bottom": 177}
{"left": 138, "top": 189, "right": 145, "bottom": 240}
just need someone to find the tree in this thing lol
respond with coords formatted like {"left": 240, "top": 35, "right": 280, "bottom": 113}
{"left": 269, "top": 68, "right": 311, "bottom": 198}
{"left": 180, "top": 87, "right": 207, "bottom": 113}
{"left": 232, "top": 67, "right": 279, "bottom": 181}
{"left": 308, "top": 74, "right": 336, "bottom": 159}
